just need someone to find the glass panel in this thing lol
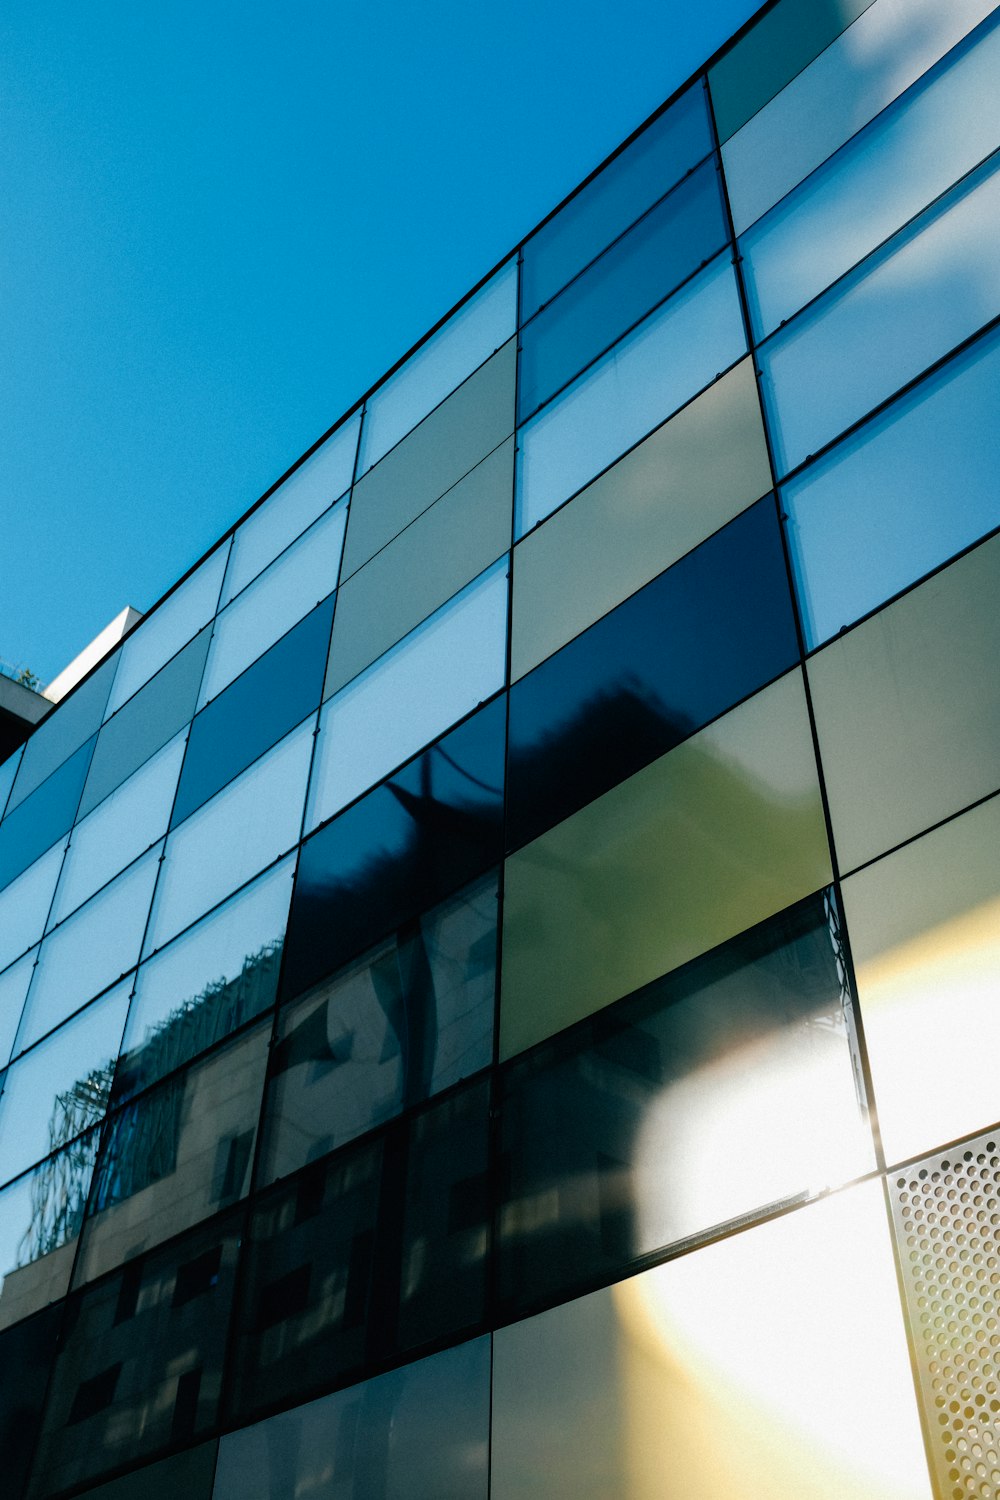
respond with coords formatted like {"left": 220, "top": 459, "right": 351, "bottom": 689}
{"left": 213, "top": 1336, "right": 489, "bottom": 1500}
{"left": 807, "top": 531, "right": 1000, "bottom": 873}
{"left": 0, "top": 1129, "right": 99, "bottom": 1331}
{"left": 262, "top": 873, "right": 497, "bottom": 1181}
{"left": 202, "top": 501, "right": 346, "bottom": 705}
{"left": 16, "top": 849, "right": 159, "bottom": 1055}
{"left": 521, "top": 81, "right": 713, "bottom": 320}
{"left": 520, "top": 160, "right": 727, "bottom": 421}
{"left": 785, "top": 324, "right": 1000, "bottom": 647}
{"left": 116, "top": 856, "right": 294, "bottom": 1102}
{"left": 0, "top": 1302, "right": 65, "bottom": 1500}
{"left": 342, "top": 339, "right": 517, "bottom": 579}
{"left": 145, "top": 717, "right": 313, "bottom": 954}
{"left": 517, "top": 256, "right": 746, "bottom": 538}
{"left": 70, "top": 1443, "right": 218, "bottom": 1500}
{"left": 50, "top": 733, "right": 185, "bottom": 926}
{"left": 29, "top": 1214, "right": 240, "bottom": 1495}
{"left": 223, "top": 413, "right": 360, "bottom": 605}
{"left": 0, "top": 735, "right": 94, "bottom": 893}
{"left": 0, "top": 836, "right": 66, "bottom": 973}
{"left": 325, "top": 439, "right": 512, "bottom": 696}
{"left": 173, "top": 597, "right": 333, "bottom": 827}
{"left": 285, "top": 698, "right": 504, "bottom": 1001}
{"left": 506, "top": 499, "right": 798, "bottom": 849}
{"left": 76, "top": 1025, "right": 269, "bottom": 1286}
{"left": 0, "top": 981, "right": 130, "bottom": 1189}
{"left": 490, "top": 1181, "right": 933, "bottom": 1500}
{"left": 105, "top": 542, "right": 228, "bottom": 716}
{"left": 0, "top": 746, "right": 23, "bottom": 820}
{"left": 728, "top": 0, "right": 1000, "bottom": 238}
{"left": 511, "top": 359, "right": 772, "bottom": 681}
{"left": 501, "top": 670, "right": 831, "bottom": 1058}
{"left": 306, "top": 562, "right": 507, "bottom": 831}
{"left": 498, "top": 893, "right": 870, "bottom": 1313}
{"left": 709, "top": 0, "right": 876, "bottom": 143}
{"left": 760, "top": 153, "right": 1000, "bottom": 476}
{"left": 358, "top": 260, "right": 517, "bottom": 474}
{"left": 6, "top": 654, "right": 117, "bottom": 814}
{"left": 79, "top": 625, "right": 211, "bottom": 818}
{"left": 843, "top": 796, "right": 1000, "bottom": 1164}
{"left": 0, "top": 951, "right": 35, "bottom": 1070}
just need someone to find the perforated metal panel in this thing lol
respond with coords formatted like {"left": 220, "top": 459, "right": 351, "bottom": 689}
{"left": 890, "top": 1131, "right": 1000, "bottom": 1500}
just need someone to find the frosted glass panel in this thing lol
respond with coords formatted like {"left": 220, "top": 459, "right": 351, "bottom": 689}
{"left": 517, "top": 257, "right": 746, "bottom": 537}
{"left": 49, "top": 734, "right": 185, "bottom": 927}
{"left": 307, "top": 562, "right": 508, "bottom": 830}
{"left": 761, "top": 156, "right": 1000, "bottom": 475}
{"left": 785, "top": 325, "right": 1000, "bottom": 647}
{"left": 223, "top": 413, "right": 359, "bottom": 604}
{"left": 105, "top": 544, "right": 228, "bottom": 715}
{"left": 726, "top": 0, "right": 999, "bottom": 235}
{"left": 0, "top": 839, "right": 66, "bottom": 974}
{"left": 0, "top": 952, "right": 35, "bottom": 1071}
{"left": 17, "top": 850, "right": 158, "bottom": 1054}
{"left": 358, "top": 261, "right": 517, "bottom": 474}
{"left": 145, "top": 720, "right": 313, "bottom": 953}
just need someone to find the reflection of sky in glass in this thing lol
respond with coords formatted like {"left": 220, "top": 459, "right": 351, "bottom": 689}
{"left": 0, "top": 836, "right": 66, "bottom": 973}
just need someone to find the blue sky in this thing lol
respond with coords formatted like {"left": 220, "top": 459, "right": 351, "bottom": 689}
{"left": 1, "top": 0, "right": 759, "bottom": 686}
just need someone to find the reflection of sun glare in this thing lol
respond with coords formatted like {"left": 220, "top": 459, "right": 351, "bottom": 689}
{"left": 611, "top": 1181, "right": 933, "bottom": 1498}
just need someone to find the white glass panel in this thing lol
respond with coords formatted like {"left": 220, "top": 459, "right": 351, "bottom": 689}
{"left": 742, "top": 15, "right": 1000, "bottom": 335}
{"left": 306, "top": 562, "right": 508, "bottom": 831}
{"left": 200, "top": 501, "right": 346, "bottom": 707}
{"left": 17, "top": 849, "right": 158, "bottom": 1054}
{"left": 145, "top": 718, "right": 314, "bottom": 954}
{"left": 0, "top": 838, "right": 66, "bottom": 974}
{"left": 0, "top": 951, "right": 35, "bottom": 1071}
{"left": 516, "top": 257, "right": 746, "bottom": 538}
{"left": 223, "top": 414, "right": 359, "bottom": 606}
{"left": 0, "top": 981, "right": 130, "bottom": 1188}
{"left": 358, "top": 261, "right": 518, "bottom": 474}
{"left": 105, "top": 543, "right": 229, "bottom": 715}
{"left": 761, "top": 156, "right": 1000, "bottom": 476}
{"left": 726, "top": 0, "right": 998, "bottom": 235}
{"left": 48, "top": 734, "right": 186, "bottom": 927}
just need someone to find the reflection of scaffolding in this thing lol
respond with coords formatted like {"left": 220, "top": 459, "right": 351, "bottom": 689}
{"left": 15, "top": 939, "right": 282, "bottom": 1268}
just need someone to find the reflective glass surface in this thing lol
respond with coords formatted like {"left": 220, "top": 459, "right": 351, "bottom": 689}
{"left": 285, "top": 698, "right": 504, "bottom": 1002}
{"left": 117, "top": 856, "right": 293, "bottom": 1102}
{"left": 145, "top": 717, "right": 314, "bottom": 954}
{"left": 69, "top": 1443, "right": 218, "bottom": 1500}
{"left": 105, "top": 543, "right": 229, "bottom": 716}
{"left": 358, "top": 260, "right": 517, "bottom": 474}
{"left": 517, "top": 256, "right": 746, "bottom": 537}
{"left": 173, "top": 596, "right": 333, "bottom": 827}
{"left": 7, "top": 654, "right": 117, "bottom": 815}
{"left": 0, "top": 951, "right": 35, "bottom": 1071}
{"left": 760, "top": 153, "right": 1000, "bottom": 475}
{"left": 507, "top": 498, "right": 798, "bottom": 849}
{"left": 785, "top": 325, "right": 1000, "bottom": 646}
{"left": 498, "top": 894, "right": 869, "bottom": 1313}
{"left": 0, "top": 1302, "right": 64, "bottom": 1500}
{"left": 213, "top": 1336, "right": 490, "bottom": 1500}
{"left": 307, "top": 562, "right": 507, "bottom": 830}
{"left": 16, "top": 849, "right": 159, "bottom": 1055}
{"left": 521, "top": 81, "right": 712, "bottom": 319}
{"left": 0, "top": 1128, "right": 99, "bottom": 1332}
{"left": 203, "top": 501, "right": 346, "bottom": 705}
{"left": 263, "top": 874, "right": 496, "bottom": 1181}
{"left": 501, "top": 671, "right": 831, "bottom": 1058}
{"left": 519, "top": 159, "right": 728, "bottom": 420}
{"left": 0, "top": 746, "right": 22, "bottom": 820}
{"left": 0, "top": 735, "right": 94, "bottom": 893}
{"left": 223, "top": 413, "right": 359, "bottom": 605}
{"left": 0, "top": 836, "right": 66, "bottom": 973}
{"left": 807, "top": 531, "right": 1000, "bottom": 873}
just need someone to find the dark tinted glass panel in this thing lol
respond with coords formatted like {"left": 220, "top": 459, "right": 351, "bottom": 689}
{"left": 29, "top": 1214, "right": 240, "bottom": 1495}
{"left": 8, "top": 654, "right": 117, "bottom": 814}
{"left": 521, "top": 81, "right": 713, "bottom": 319}
{"left": 506, "top": 498, "right": 798, "bottom": 850}
{"left": 497, "top": 892, "right": 868, "bottom": 1317}
{"left": 261, "top": 874, "right": 497, "bottom": 1181}
{"left": 0, "top": 1300, "right": 63, "bottom": 1500}
{"left": 519, "top": 159, "right": 727, "bottom": 420}
{"left": 282, "top": 696, "right": 505, "bottom": 1003}
{"left": 172, "top": 596, "right": 333, "bottom": 828}
{"left": 70, "top": 1442, "right": 217, "bottom": 1500}
{"left": 0, "top": 735, "right": 94, "bottom": 894}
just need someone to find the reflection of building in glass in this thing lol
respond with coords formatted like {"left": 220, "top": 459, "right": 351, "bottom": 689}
{"left": 0, "top": 0, "right": 998, "bottom": 1493}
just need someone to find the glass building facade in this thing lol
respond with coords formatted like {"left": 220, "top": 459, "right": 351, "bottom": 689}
{"left": 1, "top": 0, "right": 998, "bottom": 1493}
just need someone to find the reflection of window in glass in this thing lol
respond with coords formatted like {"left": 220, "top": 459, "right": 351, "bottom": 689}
{"left": 0, "top": 1129, "right": 100, "bottom": 1333}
